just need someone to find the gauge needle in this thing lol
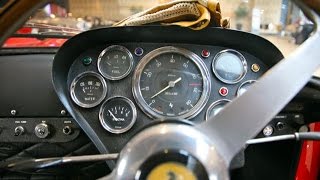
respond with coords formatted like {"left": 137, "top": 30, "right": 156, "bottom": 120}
{"left": 151, "top": 77, "right": 182, "bottom": 99}
{"left": 108, "top": 110, "right": 119, "bottom": 121}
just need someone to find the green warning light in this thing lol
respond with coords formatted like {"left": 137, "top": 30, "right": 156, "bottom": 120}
{"left": 82, "top": 57, "right": 92, "bottom": 66}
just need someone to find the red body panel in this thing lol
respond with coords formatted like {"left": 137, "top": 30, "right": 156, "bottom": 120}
{"left": 295, "top": 123, "right": 320, "bottom": 180}
{"left": 3, "top": 37, "right": 67, "bottom": 48}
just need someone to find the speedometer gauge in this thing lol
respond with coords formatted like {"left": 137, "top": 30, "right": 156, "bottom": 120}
{"left": 70, "top": 72, "right": 107, "bottom": 108}
{"left": 133, "top": 46, "right": 210, "bottom": 119}
{"left": 98, "top": 45, "right": 133, "bottom": 80}
{"left": 212, "top": 49, "right": 247, "bottom": 84}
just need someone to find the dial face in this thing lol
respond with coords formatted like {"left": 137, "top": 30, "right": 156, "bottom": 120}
{"left": 70, "top": 72, "right": 107, "bottom": 108}
{"left": 237, "top": 80, "right": 256, "bottom": 97}
{"left": 212, "top": 50, "right": 247, "bottom": 84}
{"left": 133, "top": 47, "right": 210, "bottom": 119}
{"left": 205, "top": 99, "right": 230, "bottom": 121}
{"left": 98, "top": 45, "right": 133, "bottom": 80}
{"left": 99, "top": 97, "right": 137, "bottom": 134}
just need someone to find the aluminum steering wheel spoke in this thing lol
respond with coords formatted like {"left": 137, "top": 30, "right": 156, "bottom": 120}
{"left": 197, "top": 5, "right": 320, "bottom": 165}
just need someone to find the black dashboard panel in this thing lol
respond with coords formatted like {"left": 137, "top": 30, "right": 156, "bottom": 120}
{"left": 0, "top": 54, "right": 65, "bottom": 117}
{"left": 67, "top": 43, "right": 268, "bottom": 126}
{"left": 52, "top": 26, "right": 284, "bottom": 156}
{"left": 0, "top": 54, "right": 80, "bottom": 143}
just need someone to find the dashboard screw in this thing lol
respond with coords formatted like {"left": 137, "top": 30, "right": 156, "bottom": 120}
{"left": 60, "top": 110, "right": 66, "bottom": 115}
{"left": 10, "top": 110, "right": 16, "bottom": 115}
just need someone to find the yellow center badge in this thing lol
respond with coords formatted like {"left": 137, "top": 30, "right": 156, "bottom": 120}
{"left": 147, "top": 162, "right": 197, "bottom": 180}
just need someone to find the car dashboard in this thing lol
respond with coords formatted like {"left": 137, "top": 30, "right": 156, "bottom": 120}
{"left": 1, "top": 26, "right": 314, "bottom": 179}
{"left": 52, "top": 26, "right": 283, "bottom": 154}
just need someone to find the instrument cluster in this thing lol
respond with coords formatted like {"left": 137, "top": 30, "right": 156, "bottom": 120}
{"left": 68, "top": 44, "right": 266, "bottom": 134}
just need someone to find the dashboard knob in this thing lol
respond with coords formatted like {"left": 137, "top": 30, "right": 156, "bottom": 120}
{"left": 34, "top": 123, "right": 50, "bottom": 139}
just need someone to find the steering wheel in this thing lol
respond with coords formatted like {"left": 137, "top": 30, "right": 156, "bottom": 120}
{"left": 0, "top": 0, "right": 319, "bottom": 179}
{"left": 99, "top": 1, "right": 320, "bottom": 179}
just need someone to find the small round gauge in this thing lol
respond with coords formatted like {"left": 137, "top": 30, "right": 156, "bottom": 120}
{"left": 70, "top": 72, "right": 107, "bottom": 108}
{"left": 133, "top": 46, "right": 210, "bottom": 119}
{"left": 236, "top": 80, "right": 257, "bottom": 97}
{"left": 98, "top": 45, "right": 134, "bottom": 80}
{"left": 99, "top": 96, "right": 137, "bottom": 134}
{"left": 205, "top": 99, "right": 231, "bottom": 121}
{"left": 212, "top": 49, "right": 247, "bottom": 84}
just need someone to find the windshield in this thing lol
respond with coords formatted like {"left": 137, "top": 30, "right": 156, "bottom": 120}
{"left": 2, "top": 0, "right": 313, "bottom": 57}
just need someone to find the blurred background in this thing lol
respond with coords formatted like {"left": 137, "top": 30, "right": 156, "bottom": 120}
{"left": 5, "top": 0, "right": 316, "bottom": 65}
{"left": 23, "top": 0, "right": 313, "bottom": 56}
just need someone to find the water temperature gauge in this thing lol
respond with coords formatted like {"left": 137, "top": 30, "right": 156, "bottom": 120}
{"left": 99, "top": 96, "right": 137, "bottom": 134}
{"left": 70, "top": 72, "right": 107, "bottom": 108}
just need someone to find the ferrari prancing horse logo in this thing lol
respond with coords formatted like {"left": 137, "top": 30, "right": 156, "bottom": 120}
{"left": 147, "top": 162, "right": 197, "bottom": 180}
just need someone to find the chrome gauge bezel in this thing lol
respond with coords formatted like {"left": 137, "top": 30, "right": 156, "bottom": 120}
{"left": 97, "top": 45, "right": 134, "bottom": 80}
{"left": 212, "top": 49, "right": 248, "bottom": 84}
{"left": 205, "top": 99, "right": 231, "bottom": 121}
{"left": 236, "top": 80, "right": 257, "bottom": 97}
{"left": 70, "top": 71, "right": 107, "bottom": 108}
{"left": 99, "top": 96, "right": 137, "bottom": 134}
{"left": 132, "top": 46, "right": 211, "bottom": 120}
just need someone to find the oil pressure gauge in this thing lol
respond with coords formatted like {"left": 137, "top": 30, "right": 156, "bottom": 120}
{"left": 99, "top": 96, "right": 137, "bottom": 134}
{"left": 205, "top": 99, "right": 231, "bottom": 121}
{"left": 98, "top": 45, "right": 134, "bottom": 80}
{"left": 236, "top": 80, "right": 257, "bottom": 97}
{"left": 70, "top": 72, "right": 107, "bottom": 108}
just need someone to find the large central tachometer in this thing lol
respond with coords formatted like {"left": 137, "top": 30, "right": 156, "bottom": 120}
{"left": 133, "top": 46, "right": 210, "bottom": 119}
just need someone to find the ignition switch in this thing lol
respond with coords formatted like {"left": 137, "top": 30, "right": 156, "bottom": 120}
{"left": 34, "top": 123, "right": 50, "bottom": 139}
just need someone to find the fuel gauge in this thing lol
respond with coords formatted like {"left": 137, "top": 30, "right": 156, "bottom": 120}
{"left": 99, "top": 96, "right": 137, "bottom": 134}
{"left": 98, "top": 45, "right": 134, "bottom": 80}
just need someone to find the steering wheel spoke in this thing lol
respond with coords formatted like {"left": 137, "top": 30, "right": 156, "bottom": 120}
{"left": 197, "top": 10, "right": 320, "bottom": 164}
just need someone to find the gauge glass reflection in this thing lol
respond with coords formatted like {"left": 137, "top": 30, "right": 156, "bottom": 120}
{"left": 98, "top": 45, "right": 133, "bottom": 80}
{"left": 212, "top": 50, "right": 247, "bottom": 84}
{"left": 70, "top": 72, "right": 107, "bottom": 108}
